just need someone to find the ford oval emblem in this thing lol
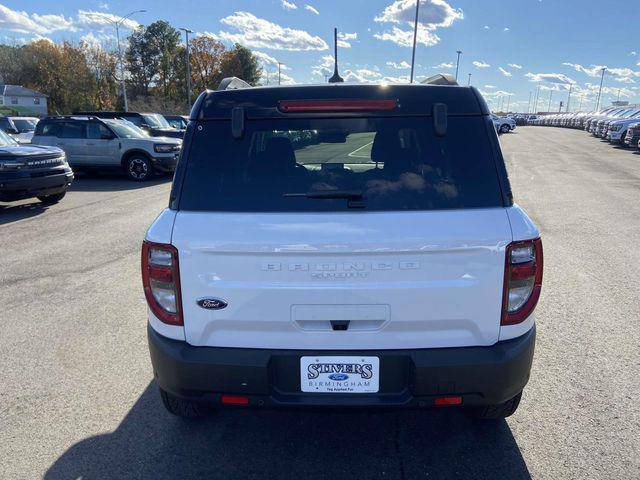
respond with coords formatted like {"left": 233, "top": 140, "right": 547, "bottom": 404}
{"left": 197, "top": 298, "right": 228, "bottom": 310}
{"left": 329, "top": 373, "right": 349, "bottom": 381}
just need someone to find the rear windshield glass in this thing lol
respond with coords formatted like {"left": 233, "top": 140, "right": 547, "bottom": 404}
{"left": 179, "top": 116, "right": 503, "bottom": 212}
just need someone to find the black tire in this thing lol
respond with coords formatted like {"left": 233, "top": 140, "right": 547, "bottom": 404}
{"left": 468, "top": 392, "right": 522, "bottom": 420}
{"left": 159, "top": 388, "right": 209, "bottom": 418}
{"left": 37, "top": 191, "right": 66, "bottom": 204}
{"left": 125, "top": 155, "right": 154, "bottom": 181}
{"left": 500, "top": 124, "right": 511, "bottom": 134}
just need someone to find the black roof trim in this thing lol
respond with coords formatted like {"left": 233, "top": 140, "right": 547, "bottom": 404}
{"left": 195, "top": 83, "right": 487, "bottom": 120}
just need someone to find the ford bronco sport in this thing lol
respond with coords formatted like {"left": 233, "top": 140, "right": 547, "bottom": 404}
{"left": 143, "top": 77, "right": 542, "bottom": 420}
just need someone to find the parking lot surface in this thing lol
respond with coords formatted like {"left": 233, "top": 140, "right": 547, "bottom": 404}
{"left": 1, "top": 127, "right": 639, "bottom": 479}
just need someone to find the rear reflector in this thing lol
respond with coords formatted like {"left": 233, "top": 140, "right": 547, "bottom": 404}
{"left": 278, "top": 99, "right": 397, "bottom": 113}
{"left": 221, "top": 395, "right": 250, "bottom": 405}
{"left": 434, "top": 396, "right": 463, "bottom": 406}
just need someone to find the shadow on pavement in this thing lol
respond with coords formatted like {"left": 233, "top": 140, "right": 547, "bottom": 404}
{"left": 45, "top": 383, "right": 531, "bottom": 480}
{"left": 69, "top": 173, "right": 172, "bottom": 192}
{"left": 0, "top": 201, "right": 49, "bottom": 225}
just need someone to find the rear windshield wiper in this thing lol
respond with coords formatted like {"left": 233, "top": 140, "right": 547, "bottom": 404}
{"left": 283, "top": 190, "right": 366, "bottom": 208}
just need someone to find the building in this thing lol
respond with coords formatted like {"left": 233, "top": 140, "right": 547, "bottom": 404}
{"left": 0, "top": 85, "right": 48, "bottom": 116}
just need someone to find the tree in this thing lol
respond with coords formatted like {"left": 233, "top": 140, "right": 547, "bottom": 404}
{"left": 219, "top": 44, "right": 262, "bottom": 86}
{"left": 189, "top": 36, "right": 226, "bottom": 95}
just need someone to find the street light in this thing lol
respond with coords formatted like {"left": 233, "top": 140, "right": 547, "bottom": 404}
{"left": 179, "top": 28, "right": 193, "bottom": 112}
{"left": 595, "top": 67, "right": 606, "bottom": 111}
{"left": 455, "top": 50, "right": 462, "bottom": 82}
{"left": 409, "top": 0, "right": 420, "bottom": 83}
{"left": 87, "top": 10, "right": 146, "bottom": 112}
{"left": 566, "top": 83, "right": 573, "bottom": 113}
{"left": 547, "top": 89, "right": 553, "bottom": 112}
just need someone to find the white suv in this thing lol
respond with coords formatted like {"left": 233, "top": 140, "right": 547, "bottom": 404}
{"left": 143, "top": 79, "right": 542, "bottom": 419}
{"left": 32, "top": 116, "right": 182, "bottom": 181}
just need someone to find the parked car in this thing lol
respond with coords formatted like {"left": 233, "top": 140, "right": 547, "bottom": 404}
{"left": 74, "top": 111, "right": 183, "bottom": 138}
{"left": 32, "top": 116, "right": 182, "bottom": 181}
{"left": 163, "top": 115, "right": 189, "bottom": 131}
{"left": 0, "top": 116, "right": 39, "bottom": 144}
{"left": 143, "top": 78, "right": 542, "bottom": 420}
{"left": 491, "top": 114, "right": 516, "bottom": 133}
{"left": 624, "top": 122, "right": 640, "bottom": 149}
{"left": 605, "top": 110, "right": 640, "bottom": 144}
{"left": 0, "top": 129, "right": 73, "bottom": 204}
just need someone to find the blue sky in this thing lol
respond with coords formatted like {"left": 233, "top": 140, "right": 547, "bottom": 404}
{"left": 1, "top": 0, "right": 639, "bottom": 112}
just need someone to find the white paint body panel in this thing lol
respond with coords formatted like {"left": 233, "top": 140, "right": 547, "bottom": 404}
{"left": 169, "top": 208, "right": 519, "bottom": 350}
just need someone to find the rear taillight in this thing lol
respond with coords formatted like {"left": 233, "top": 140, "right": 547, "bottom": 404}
{"left": 141, "top": 241, "right": 183, "bottom": 326}
{"left": 501, "top": 238, "right": 543, "bottom": 326}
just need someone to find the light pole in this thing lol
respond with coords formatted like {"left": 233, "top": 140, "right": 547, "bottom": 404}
{"left": 88, "top": 10, "right": 146, "bottom": 112}
{"left": 455, "top": 50, "right": 462, "bottom": 81}
{"left": 527, "top": 91, "right": 532, "bottom": 114}
{"left": 467, "top": 73, "right": 471, "bottom": 86}
{"left": 506, "top": 95, "right": 511, "bottom": 113}
{"left": 179, "top": 28, "right": 193, "bottom": 111}
{"left": 547, "top": 89, "right": 553, "bottom": 112}
{"left": 595, "top": 67, "right": 606, "bottom": 111}
{"left": 533, "top": 85, "right": 541, "bottom": 113}
{"left": 578, "top": 93, "right": 584, "bottom": 111}
{"left": 409, "top": 0, "right": 420, "bottom": 83}
{"left": 566, "top": 83, "right": 573, "bottom": 112}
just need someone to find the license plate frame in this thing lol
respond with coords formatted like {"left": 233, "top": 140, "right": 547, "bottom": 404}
{"left": 300, "top": 356, "right": 380, "bottom": 393}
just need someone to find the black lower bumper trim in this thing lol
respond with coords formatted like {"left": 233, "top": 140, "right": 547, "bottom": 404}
{"left": 148, "top": 325, "right": 535, "bottom": 408}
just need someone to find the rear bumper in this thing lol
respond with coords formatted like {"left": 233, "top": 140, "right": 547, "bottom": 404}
{"left": 0, "top": 168, "right": 73, "bottom": 201}
{"left": 148, "top": 324, "right": 535, "bottom": 409}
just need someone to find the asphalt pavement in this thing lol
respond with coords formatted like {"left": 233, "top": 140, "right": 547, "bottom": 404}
{"left": 1, "top": 127, "right": 639, "bottom": 479}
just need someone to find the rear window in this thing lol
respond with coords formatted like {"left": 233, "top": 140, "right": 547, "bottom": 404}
{"left": 179, "top": 116, "right": 504, "bottom": 212}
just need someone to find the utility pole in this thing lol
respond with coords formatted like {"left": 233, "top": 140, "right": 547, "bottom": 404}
{"left": 566, "top": 83, "right": 573, "bottom": 112}
{"left": 179, "top": 28, "right": 193, "bottom": 111}
{"left": 87, "top": 10, "right": 145, "bottom": 112}
{"left": 547, "top": 89, "right": 553, "bottom": 112}
{"left": 527, "top": 91, "right": 532, "bottom": 114}
{"left": 534, "top": 85, "right": 541, "bottom": 113}
{"left": 455, "top": 50, "right": 462, "bottom": 81}
{"left": 467, "top": 73, "right": 471, "bottom": 86}
{"left": 409, "top": 0, "right": 420, "bottom": 83}
{"left": 595, "top": 67, "right": 606, "bottom": 111}
{"left": 578, "top": 93, "right": 584, "bottom": 111}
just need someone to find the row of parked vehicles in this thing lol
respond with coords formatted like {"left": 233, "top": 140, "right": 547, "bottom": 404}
{"left": 0, "top": 112, "right": 188, "bottom": 205}
{"left": 528, "top": 107, "right": 640, "bottom": 149}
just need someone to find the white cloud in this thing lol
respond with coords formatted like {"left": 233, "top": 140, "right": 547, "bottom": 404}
{"left": 508, "top": 63, "right": 522, "bottom": 69}
{"left": 525, "top": 72, "right": 574, "bottom": 85}
{"left": 434, "top": 62, "right": 454, "bottom": 69}
{"left": 312, "top": 55, "right": 335, "bottom": 77}
{"left": 98, "top": 2, "right": 109, "bottom": 9}
{"left": 77, "top": 10, "right": 139, "bottom": 31}
{"left": 629, "top": 51, "right": 637, "bottom": 56}
{"left": 337, "top": 32, "right": 357, "bottom": 48}
{"left": 483, "top": 25, "right": 490, "bottom": 30}
{"left": 211, "top": 11, "right": 328, "bottom": 51}
{"left": 374, "top": 26, "right": 440, "bottom": 47}
{"left": 472, "top": 60, "right": 490, "bottom": 69}
{"left": 262, "top": 69, "right": 296, "bottom": 85}
{"left": 0, "top": 4, "right": 75, "bottom": 34}
{"left": 380, "top": 74, "right": 410, "bottom": 84}
{"left": 503, "top": 27, "right": 510, "bottom": 31}
{"left": 343, "top": 68, "right": 383, "bottom": 83}
{"left": 484, "top": 84, "right": 496, "bottom": 89}
{"left": 281, "top": 0, "right": 297, "bottom": 10}
{"left": 304, "top": 4, "right": 320, "bottom": 15}
{"left": 80, "top": 31, "right": 116, "bottom": 49}
{"left": 562, "top": 62, "right": 640, "bottom": 84}
{"left": 373, "top": 0, "right": 462, "bottom": 48}
{"left": 252, "top": 50, "right": 290, "bottom": 70}
{"left": 498, "top": 67, "right": 512, "bottom": 77}
{"left": 387, "top": 60, "right": 411, "bottom": 69}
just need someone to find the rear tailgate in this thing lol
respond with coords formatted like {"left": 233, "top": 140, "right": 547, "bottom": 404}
{"left": 173, "top": 208, "right": 512, "bottom": 350}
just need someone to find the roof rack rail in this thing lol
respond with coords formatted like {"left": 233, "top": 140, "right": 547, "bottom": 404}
{"left": 43, "top": 115, "right": 101, "bottom": 121}
{"left": 421, "top": 73, "right": 459, "bottom": 86}
{"left": 217, "top": 77, "right": 252, "bottom": 91}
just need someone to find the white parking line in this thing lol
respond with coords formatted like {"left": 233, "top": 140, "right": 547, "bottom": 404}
{"left": 348, "top": 141, "right": 373, "bottom": 158}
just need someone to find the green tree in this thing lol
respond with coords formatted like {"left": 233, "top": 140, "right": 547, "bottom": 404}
{"left": 219, "top": 44, "right": 262, "bottom": 86}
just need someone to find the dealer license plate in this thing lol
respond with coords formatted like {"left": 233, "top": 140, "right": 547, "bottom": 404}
{"left": 300, "top": 356, "right": 380, "bottom": 393}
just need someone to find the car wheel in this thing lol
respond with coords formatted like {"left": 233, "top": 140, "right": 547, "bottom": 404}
{"left": 159, "top": 388, "right": 210, "bottom": 418}
{"left": 37, "top": 191, "right": 66, "bottom": 204}
{"left": 467, "top": 391, "right": 522, "bottom": 420}
{"left": 126, "top": 155, "right": 153, "bottom": 181}
{"left": 500, "top": 124, "right": 511, "bottom": 134}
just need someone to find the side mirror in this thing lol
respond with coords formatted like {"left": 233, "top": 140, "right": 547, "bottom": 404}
{"left": 140, "top": 123, "right": 150, "bottom": 130}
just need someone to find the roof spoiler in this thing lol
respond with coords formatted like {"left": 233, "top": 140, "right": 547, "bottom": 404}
{"left": 217, "top": 77, "right": 251, "bottom": 91}
{"left": 421, "top": 73, "right": 458, "bottom": 86}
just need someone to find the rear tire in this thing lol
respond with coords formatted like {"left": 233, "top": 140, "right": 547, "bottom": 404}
{"left": 500, "top": 124, "right": 511, "bottom": 134}
{"left": 468, "top": 392, "right": 522, "bottom": 419}
{"left": 125, "top": 155, "right": 154, "bottom": 181}
{"left": 37, "top": 191, "right": 66, "bottom": 204}
{"left": 159, "top": 388, "right": 209, "bottom": 418}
